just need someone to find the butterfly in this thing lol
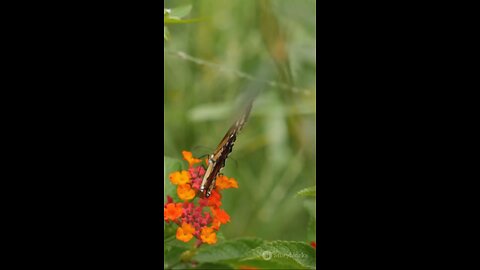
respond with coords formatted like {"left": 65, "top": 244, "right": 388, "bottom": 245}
{"left": 199, "top": 101, "right": 253, "bottom": 198}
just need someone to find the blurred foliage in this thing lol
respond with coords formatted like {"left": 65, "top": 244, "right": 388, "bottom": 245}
{"left": 296, "top": 186, "right": 316, "bottom": 198}
{"left": 164, "top": 0, "right": 316, "bottom": 245}
{"left": 164, "top": 5, "right": 199, "bottom": 40}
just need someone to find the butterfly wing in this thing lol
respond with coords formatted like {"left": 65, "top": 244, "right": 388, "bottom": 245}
{"left": 200, "top": 132, "right": 236, "bottom": 197}
{"left": 200, "top": 101, "right": 252, "bottom": 198}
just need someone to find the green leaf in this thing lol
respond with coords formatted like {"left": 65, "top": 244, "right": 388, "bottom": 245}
{"left": 296, "top": 186, "right": 316, "bottom": 197}
{"left": 170, "top": 5, "right": 192, "bottom": 19}
{"left": 164, "top": 26, "right": 170, "bottom": 41}
{"left": 215, "top": 231, "right": 226, "bottom": 244}
{"left": 193, "top": 237, "right": 264, "bottom": 263}
{"left": 167, "top": 238, "right": 194, "bottom": 250}
{"left": 164, "top": 245, "right": 189, "bottom": 269}
{"left": 235, "top": 259, "right": 297, "bottom": 269}
{"left": 164, "top": 156, "right": 186, "bottom": 202}
{"left": 164, "top": 222, "right": 177, "bottom": 240}
{"left": 172, "top": 262, "right": 192, "bottom": 269}
{"left": 303, "top": 200, "right": 316, "bottom": 220}
{"left": 196, "top": 263, "right": 234, "bottom": 269}
{"left": 188, "top": 103, "right": 232, "bottom": 122}
{"left": 241, "top": 241, "right": 316, "bottom": 269}
{"left": 164, "top": 17, "right": 202, "bottom": 25}
{"left": 307, "top": 216, "right": 316, "bottom": 242}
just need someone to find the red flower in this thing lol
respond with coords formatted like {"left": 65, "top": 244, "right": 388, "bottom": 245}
{"left": 239, "top": 266, "right": 258, "bottom": 270}
{"left": 164, "top": 150, "right": 237, "bottom": 245}
{"left": 211, "top": 207, "right": 230, "bottom": 224}
{"left": 188, "top": 166, "right": 206, "bottom": 191}
{"left": 199, "top": 189, "right": 222, "bottom": 208}
{"left": 164, "top": 203, "right": 183, "bottom": 221}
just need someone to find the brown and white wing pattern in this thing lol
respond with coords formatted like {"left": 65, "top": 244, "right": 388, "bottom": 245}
{"left": 199, "top": 102, "right": 252, "bottom": 198}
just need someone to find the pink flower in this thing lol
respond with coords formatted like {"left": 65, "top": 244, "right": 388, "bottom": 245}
{"left": 188, "top": 166, "right": 206, "bottom": 191}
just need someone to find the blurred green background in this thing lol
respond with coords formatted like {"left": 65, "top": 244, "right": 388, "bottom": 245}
{"left": 164, "top": 0, "right": 316, "bottom": 242}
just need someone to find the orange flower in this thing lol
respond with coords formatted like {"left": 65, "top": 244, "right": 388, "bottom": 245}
{"left": 182, "top": 151, "right": 202, "bottom": 167}
{"left": 215, "top": 175, "right": 239, "bottom": 190}
{"left": 200, "top": 226, "right": 217, "bottom": 244}
{"left": 176, "top": 222, "right": 195, "bottom": 242}
{"left": 211, "top": 218, "right": 221, "bottom": 230}
{"left": 211, "top": 207, "right": 230, "bottom": 224}
{"left": 169, "top": 170, "right": 190, "bottom": 185}
{"left": 164, "top": 150, "right": 240, "bottom": 245}
{"left": 206, "top": 189, "right": 222, "bottom": 208}
{"left": 164, "top": 203, "right": 183, "bottom": 221}
{"left": 177, "top": 184, "right": 196, "bottom": 201}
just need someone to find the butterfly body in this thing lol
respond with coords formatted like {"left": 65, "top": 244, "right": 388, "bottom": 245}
{"left": 199, "top": 102, "right": 252, "bottom": 198}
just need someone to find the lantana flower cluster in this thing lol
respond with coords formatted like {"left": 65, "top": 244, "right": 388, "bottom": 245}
{"left": 164, "top": 151, "right": 239, "bottom": 245}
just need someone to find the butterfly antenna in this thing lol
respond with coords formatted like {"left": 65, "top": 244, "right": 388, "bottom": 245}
{"left": 197, "top": 153, "right": 210, "bottom": 159}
